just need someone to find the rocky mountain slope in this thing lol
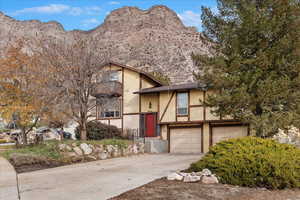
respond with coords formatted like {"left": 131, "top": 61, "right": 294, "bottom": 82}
{"left": 0, "top": 5, "right": 213, "bottom": 83}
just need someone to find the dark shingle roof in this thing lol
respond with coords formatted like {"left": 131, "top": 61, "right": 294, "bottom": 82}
{"left": 134, "top": 82, "right": 210, "bottom": 94}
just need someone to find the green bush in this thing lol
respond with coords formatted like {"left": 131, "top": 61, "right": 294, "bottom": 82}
{"left": 75, "top": 121, "right": 122, "bottom": 140}
{"left": 189, "top": 137, "right": 300, "bottom": 189}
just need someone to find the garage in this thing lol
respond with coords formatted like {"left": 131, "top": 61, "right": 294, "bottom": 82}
{"left": 169, "top": 127, "right": 202, "bottom": 154}
{"left": 211, "top": 125, "right": 248, "bottom": 145}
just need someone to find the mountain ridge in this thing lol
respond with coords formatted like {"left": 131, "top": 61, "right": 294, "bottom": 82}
{"left": 0, "top": 5, "right": 212, "bottom": 83}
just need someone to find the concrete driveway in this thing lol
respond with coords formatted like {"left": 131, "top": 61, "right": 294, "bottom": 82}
{"left": 18, "top": 154, "right": 201, "bottom": 200}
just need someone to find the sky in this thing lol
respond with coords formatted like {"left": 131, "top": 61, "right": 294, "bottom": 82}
{"left": 0, "top": 0, "right": 217, "bottom": 31}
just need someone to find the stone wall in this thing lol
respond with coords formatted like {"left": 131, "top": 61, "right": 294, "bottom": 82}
{"left": 58, "top": 142, "right": 145, "bottom": 161}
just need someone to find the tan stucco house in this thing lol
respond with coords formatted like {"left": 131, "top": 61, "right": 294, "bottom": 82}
{"left": 93, "top": 62, "right": 249, "bottom": 153}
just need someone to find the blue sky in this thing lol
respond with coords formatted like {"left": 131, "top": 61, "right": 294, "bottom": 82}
{"left": 0, "top": 0, "right": 217, "bottom": 31}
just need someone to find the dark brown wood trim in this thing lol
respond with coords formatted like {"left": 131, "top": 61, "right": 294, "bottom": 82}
{"left": 159, "top": 119, "right": 241, "bottom": 125}
{"left": 175, "top": 91, "right": 178, "bottom": 122}
{"left": 247, "top": 124, "right": 250, "bottom": 136}
{"left": 176, "top": 115, "right": 189, "bottom": 117}
{"left": 121, "top": 67, "right": 124, "bottom": 135}
{"left": 209, "top": 123, "right": 249, "bottom": 127}
{"left": 159, "top": 91, "right": 176, "bottom": 122}
{"left": 158, "top": 93, "right": 160, "bottom": 121}
{"left": 139, "top": 73, "right": 142, "bottom": 113}
{"left": 189, "top": 105, "right": 203, "bottom": 108}
{"left": 159, "top": 121, "right": 204, "bottom": 125}
{"left": 123, "top": 113, "right": 140, "bottom": 115}
{"left": 203, "top": 91, "right": 206, "bottom": 121}
{"left": 98, "top": 117, "right": 122, "bottom": 120}
{"left": 167, "top": 125, "right": 170, "bottom": 153}
{"left": 209, "top": 122, "right": 213, "bottom": 146}
{"left": 201, "top": 126, "right": 204, "bottom": 153}
{"left": 169, "top": 125, "right": 202, "bottom": 129}
{"left": 188, "top": 91, "right": 190, "bottom": 121}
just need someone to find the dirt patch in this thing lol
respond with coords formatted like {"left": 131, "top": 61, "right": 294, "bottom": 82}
{"left": 110, "top": 178, "right": 300, "bottom": 200}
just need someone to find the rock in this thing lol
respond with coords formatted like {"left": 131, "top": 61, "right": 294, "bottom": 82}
{"left": 65, "top": 152, "right": 77, "bottom": 157}
{"left": 201, "top": 169, "right": 212, "bottom": 176}
{"left": 112, "top": 149, "right": 120, "bottom": 157}
{"left": 72, "top": 143, "right": 77, "bottom": 147}
{"left": 167, "top": 173, "right": 183, "bottom": 181}
{"left": 132, "top": 144, "right": 138, "bottom": 154}
{"left": 183, "top": 174, "right": 201, "bottom": 183}
{"left": 121, "top": 148, "right": 130, "bottom": 156}
{"left": 106, "top": 145, "right": 114, "bottom": 153}
{"left": 87, "top": 155, "right": 97, "bottom": 160}
{"left": 95, "top": 146, "right": 104, "bottom": 153}
{"left": 80, "top": 143, "right": 93, "bottom": 155}
{"left": 73, "top": 147, "right": 83, "bottom": 156}
{"left": 99, "top": 152, "right": 108, "bottom": 160}
{"left": 58, "top": 144, "right": 68, "bottom": 151}
{"left": 179, "top": 172, "right": 188, "bottom": 177}
{"left": 201, "top": 175, "right": 219, "bottom": 184}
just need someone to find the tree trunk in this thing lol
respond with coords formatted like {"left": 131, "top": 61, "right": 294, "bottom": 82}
{"left": 81, "top": 121, "right": 87, "bottom": 140}
{"left": 21, "top": 128, "right": 28, "bottom": 145}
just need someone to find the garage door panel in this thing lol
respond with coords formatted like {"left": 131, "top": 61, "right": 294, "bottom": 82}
{"left": 212, "top": 126, "right": 248, "bottom": 145}
{"left": 170, "top": 127, "right": 202, "bottom": 153}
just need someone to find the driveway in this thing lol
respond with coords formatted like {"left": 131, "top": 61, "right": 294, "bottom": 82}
{"left": 18, "top": 154, "right": 201, "bottom": 200}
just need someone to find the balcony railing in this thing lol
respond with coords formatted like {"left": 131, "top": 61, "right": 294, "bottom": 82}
{"left": 91, "top": 81, "right": 122, "bottom": 97}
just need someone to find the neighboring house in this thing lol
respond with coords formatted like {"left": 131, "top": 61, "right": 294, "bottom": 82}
{"left": 93, "top": 62, "right": 249, "bottom": 154}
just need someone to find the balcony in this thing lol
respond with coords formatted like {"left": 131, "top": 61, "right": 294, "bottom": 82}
{"left": 91, "top": 81, "right": 122, "bottom": 97}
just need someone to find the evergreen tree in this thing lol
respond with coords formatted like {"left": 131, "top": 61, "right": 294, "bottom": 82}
{"left": 193, "top": 0, "right": 300, "bottom": 137}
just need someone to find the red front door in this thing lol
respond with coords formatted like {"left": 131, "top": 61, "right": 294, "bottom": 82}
{"left": 145, "top": 113, "right": 156, "bottom": 137}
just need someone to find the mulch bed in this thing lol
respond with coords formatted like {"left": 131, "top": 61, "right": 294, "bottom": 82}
{"left": 110, "top": 178, "right": 300, "bottom": 200}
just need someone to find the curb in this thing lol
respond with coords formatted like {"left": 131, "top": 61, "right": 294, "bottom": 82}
{"left": 0, "top": 157, "right": 19, "bottom": 200}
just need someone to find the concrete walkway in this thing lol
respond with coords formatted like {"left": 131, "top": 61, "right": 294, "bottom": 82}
{"left": 18, "top": 154, "right": 201, "bottom": 200}
{"left": 0, "top": 157, "right": 19, "bottom": 200}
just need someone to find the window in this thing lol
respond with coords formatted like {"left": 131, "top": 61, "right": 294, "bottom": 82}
{"left": 109, "top": 71, "right": 119, "bottom": 81}
{"left": 97, "top": 97, "right": 121, "bottom": 118}
{"left": 177, "top": 92, "right": 188, "bottom": 115}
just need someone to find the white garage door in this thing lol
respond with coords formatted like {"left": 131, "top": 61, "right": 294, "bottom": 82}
{"left": 170, "top": 127, "right": 202, "bottom": 153}
{"left": 212, "top": 126, "right": 248, "bottom": 145}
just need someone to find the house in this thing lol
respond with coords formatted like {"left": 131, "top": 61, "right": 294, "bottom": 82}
{"left": 93, "top": 62, "right": 249, "bottom": 153}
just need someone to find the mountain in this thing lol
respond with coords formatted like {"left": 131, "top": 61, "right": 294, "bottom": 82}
{"left": 0, "top": 5, "right": 213, "bottom": 83}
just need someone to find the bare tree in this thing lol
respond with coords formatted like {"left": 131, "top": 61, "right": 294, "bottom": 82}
{"left": 37, "top": 37, "right": 108, "bottom": 140}
{"left": 0, "top": 41, "right": 61, "bottom": 144}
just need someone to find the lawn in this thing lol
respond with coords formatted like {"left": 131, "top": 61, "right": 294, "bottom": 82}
{"left": 0, "top": 139, "right": 133, "bottom": 173}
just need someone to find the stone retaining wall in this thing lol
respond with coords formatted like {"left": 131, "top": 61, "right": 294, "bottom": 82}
{"left": 59, "top": 142, "right": 145, "bottom": 161}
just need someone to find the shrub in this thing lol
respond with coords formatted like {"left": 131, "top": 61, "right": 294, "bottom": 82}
{"left": 0, "top": 139, "right": 7, "bottom": 144}
{"left": 75, "top": 121, "right": 122, "bottom": 140}
{"left": 189, "top": 137, "right": 300, "bottom": 189}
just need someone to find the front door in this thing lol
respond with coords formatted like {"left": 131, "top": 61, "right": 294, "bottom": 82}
{"left": 145, "top": 113, "right": 156, "bottom": 137}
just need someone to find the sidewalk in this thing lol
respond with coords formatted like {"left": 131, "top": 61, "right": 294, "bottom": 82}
{"left": 0, "top": 157, "right": 19, "bottom": 200}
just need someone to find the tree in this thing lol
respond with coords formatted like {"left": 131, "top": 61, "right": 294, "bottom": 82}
{"left": 193, "top": 0, "right": 300, "bottom": 137}
{"left": 0, "top": 42, "right": 56, "bottom": 144}
{"left": 38, "top": 38, "right": 108, "bottom": 140}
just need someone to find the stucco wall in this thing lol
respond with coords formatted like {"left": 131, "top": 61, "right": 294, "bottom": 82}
{"left": 109, "top": 119, "right": 122, "bottom": 129}
{"left": 141, "top": 78, "right": 156, "bottom": 89}
{"left": 123, "top": 69, "right": 140, "bottom": 114}
{"left": 190, "top": 90, "right": 204, "bottom": 105}
{"left": 141, "top": 94, "right": 158, "bottom": 112}
{"left": 123, "top": 114, "right": 140, "bottom": 130}
{"left": 190, "top": 107, "right": 204, "bottom": 121}
{"left": 177, "top": 116, "right": 188, "bottom": 122}
{"left": 160, "top": 124, "right": 168, "bottom": 140}
{"left": 159, "top": 91, "right": 176, "bottom": 122}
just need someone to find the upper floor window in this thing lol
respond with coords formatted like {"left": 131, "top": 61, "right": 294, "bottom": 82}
{"left": 109, "top": 71, "right": 119, "bottom": 81}
{"left": 97, "top": 97, "right": 121, "bottom": 118}
{"left": 177, "top": 92, "right": 188, "bottom": 116}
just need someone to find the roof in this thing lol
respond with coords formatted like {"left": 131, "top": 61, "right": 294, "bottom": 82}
{"left": 134, "top": 82, "right": 210, "bottom": 94}
{"left": 101, "top": 62, "right": 164, "bottom": 86}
